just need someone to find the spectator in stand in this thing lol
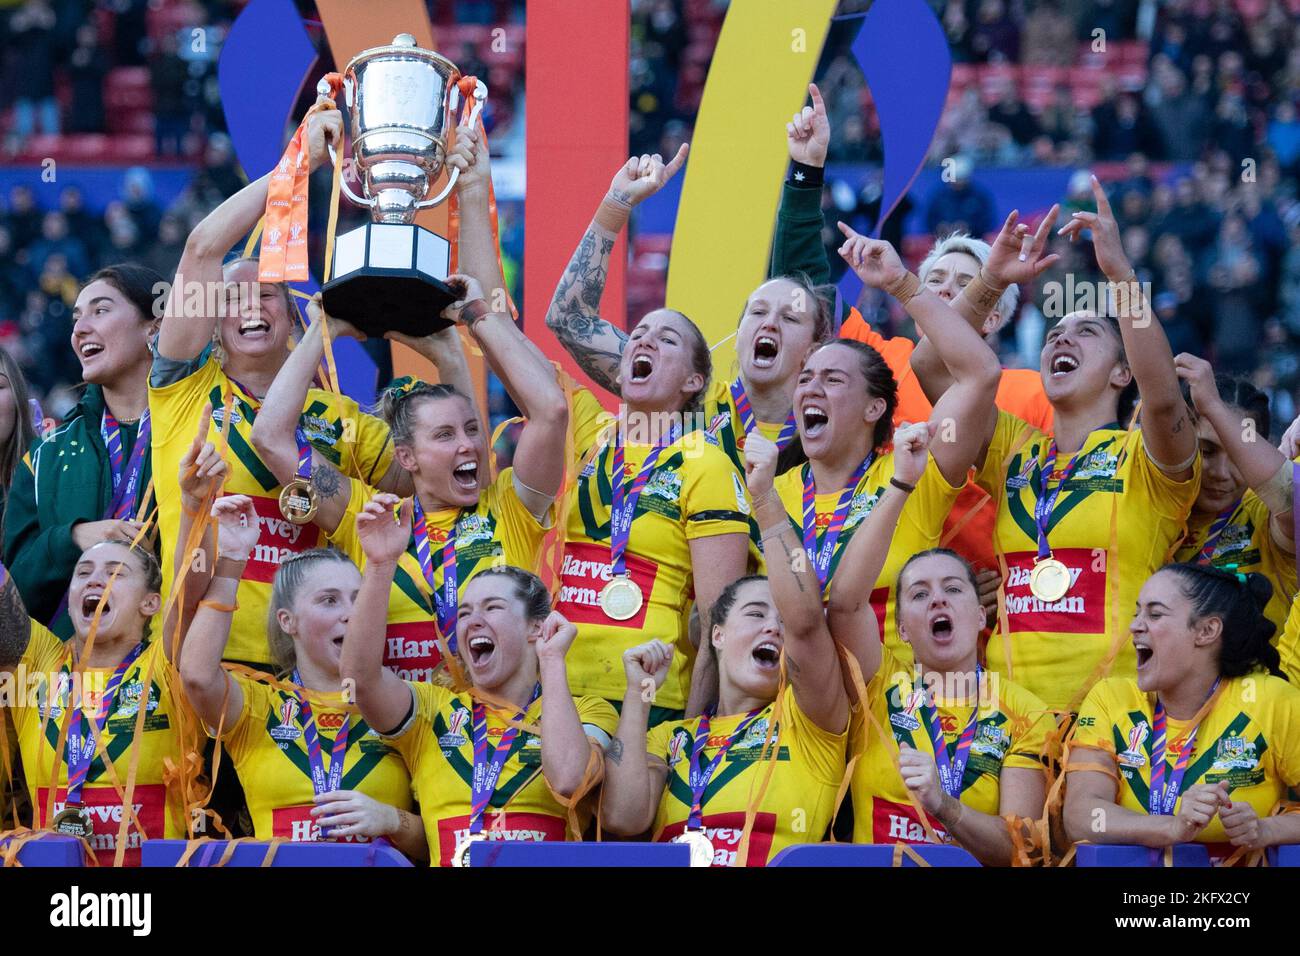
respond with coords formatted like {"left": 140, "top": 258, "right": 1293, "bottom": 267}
{"left": 969, "top": 0, "right": 1019, "bottom": 63}
{"left": 1037, "top": 85, "right": 1082, "bottom": 149}
{"left": 1267, "top": 100, "right": 1300, "bottom": 179}
{"left": 67, "top": 22, "right": 109, "bottom": 135}
{"left": 1150, "top": 66, "right": 1212, "bottom": 161}
{"left": 0, "top": 228, "right": 33, "bottom": 319}
{"left": 28, "top": 213, "right": 90, "bottom": 280}
{"left": 141, "top": 215, "right": 186, "bottom": 283}
{"left": 152, "top": 33, "right": 192, "bottom": 157}
{"left": 7, "top": 0, "right": 60, "bottom": 150}
{"left": 1092, "top": 91, "right": 1163, "bottom": 160}
{"left": 1152, "top": 177, "right": 1220, "bottom": 252}
{"left": 925, "top": 157, "right": 995, "bottom": 238}
{"left": 122, "top": 168, "right": 162, "bottom": 240}
{"left": 941, "top": 0, "right": 974, "bottom": 63}
{"left": 1204, "top": 214, "right": 1264, "bottom": 376}
{"left": 6, "top": 186, "right": 42, "bottom": 250}
{"left": 987, "top": 76, "right": 1042, "bottom": 149}
{"left": 1020, "top": 0, "right": 1075, "bottom": 66}
{"left": 58, "top": 186, "right": 107, "bottom": 269}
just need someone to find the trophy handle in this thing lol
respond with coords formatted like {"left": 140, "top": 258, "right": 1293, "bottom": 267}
{"left": 419, "top": 79, "right": 488, "bottom": 209}
{"left": 327, "top": 144, "right": 376, "bottom": 209}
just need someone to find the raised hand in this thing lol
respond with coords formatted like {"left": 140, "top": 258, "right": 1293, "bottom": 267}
{"left": 446, "top": 121, "right": 490, "bottom": 195}
{"left": 607, "top": 144, "right": 690, "bottom": 208}
{"left": 306, "top": 96, "right": 345, "bottom": 173}
{"left": 622, "top": 639, "right": 675, "bottom": 695}
{"left": 983, "top": 206, "right": 1061, "bottom": 288}
{"left": 787, "top": 82, "right": 830, "bottom": 167}
{"left": 442, "top": 272, "right": 487, "bottom": 323}
{"left": 354, "top": 493, "right": 411, "bottom": 565}
{"left": 1173, "top": 352, "right": 1220, "bottom": 413}
{"left": 535, "top": 610, "right": 579, "bottom": 665}
{"left": 211, "top": 495, "right": 260, "bottom": 560}
{"left": 743, "top": 431, "right": 780, "bottom": 498}
{"left": 836, "top": 222, "right": 908, "bottom": 290}
{"left": 891, "top": 420, "right": 933, "bottom": 488}
{"left": 307, "top": 292, "right": 364, "bottom": 342}
{"left": 179, "top": 403, "right": 226, "bottom": 512}
{"left": 897, "top": 743, "right": 944, "bottom": 814}
{"left": 1057, "top": 175, "right": 1131, "bottom": 282}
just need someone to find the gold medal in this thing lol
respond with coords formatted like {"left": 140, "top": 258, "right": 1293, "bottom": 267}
{"left": 51, "top": 805, "right": 93, "bottom": 840}
{"left": 452, "top": 832, "right": 487, "bottom": 868}
{"left": 278, "top": 478, "right": 318, "bottom": 525}
{"left": 599, "top": 576, "right": 644, "bottom": 621}
{"left": 1029, "top": 557, "right": 1071, "bottom": 602}
{"left": 673, "top": 828, "right": 714, "bottom": 867}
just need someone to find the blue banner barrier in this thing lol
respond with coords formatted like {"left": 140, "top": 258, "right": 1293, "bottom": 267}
{"left": 0, "top": 834, "right": 87, "bottom": 867}
{"left": 469, "top": 841, "right": 691, "bottom": 867}
{"left": 141, "top": 839, "right": 414, "bottom": 867}
{"left": 769, "top": 843, "right": 980, "bottom": 867}
{"left": 1074, "top": 844, "right": 1211, "bottom": 867}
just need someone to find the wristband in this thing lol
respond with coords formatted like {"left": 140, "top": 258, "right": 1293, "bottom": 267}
{"left": 889, "top": 477, "right": 916, "bottom": 494}
{"left": 788, "top": 160, "right": 824, "bottom": 188}
{"left": 759, "top": 522, "right": 791, "bottom": 544}
{"left": 884, "top": 270, "right": 921, "bottom": 306}
{"left": 963, "top": 267, "right": 1007, "bottom": 314}
{"left": 593, "top": 194, "right": 632, "bottom": 233}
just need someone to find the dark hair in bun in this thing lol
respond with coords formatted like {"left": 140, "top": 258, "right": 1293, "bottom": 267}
{"left": 1160, "top": 563, "right": 1282, "bottom": 679}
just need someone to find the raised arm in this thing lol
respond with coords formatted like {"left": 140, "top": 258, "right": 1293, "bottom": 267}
{"left": 544, "top": 146, "right": 688, "bottom": 395}
{"left": 247, "top": 296, "right": 361, "bottom": 536}
{"left": 535, "top": 612, "right": 600, "bottom": 798}
{"left": 161, "top": 98, "right": 342, "bottom": 361}
{"left": 1177, "top": 352, "right": 1294, "bottom": 547}
{"left": 602, "top": 640, "right": 674, "bottom": 836}
{"left": 825, "top": 423, "right": 931, "bottom": 694}
{"left": 909, "top": 207, "right": 1059, "bottom": 404}
{"left": 0, "top": 561, "right": 31, "bottom": 669}
{"left": 1060, "top": 176, "right": 1194, "bottom": 477}
{"left": 338, "top": 493, "right": 417, "bottom": 735}
{"left": 178, "top": 495, "right": 260, "bottom": 731}
{"left": 770, "top": 83, "right": 833, "bottom": 285}
{"left": 164, "top": 404, "right": 225, "bottom": 663}
{"left": 745, "top": 433, "right": 846, "bottom": 733}
{"left": 838, "top": 228, "right": 1001, "bottom": 486}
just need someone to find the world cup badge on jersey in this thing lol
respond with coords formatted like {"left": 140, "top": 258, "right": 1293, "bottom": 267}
{"left": 1007, "top": 457, "right": 1035, "bottom": 490}
{"left": 666, "top": 730, "right": 689, "bottom": 768}
{"left": 1117, "top": 720, "right": 1149, "bottom": 768}
{"left": 439, "top": 707, "right": 470, "bottom": 749}
{"left": 889, "top": 685, "right": 924, "bottom": 732}
{"left": 270, "top": 698, "right": 303, "bottom": 742}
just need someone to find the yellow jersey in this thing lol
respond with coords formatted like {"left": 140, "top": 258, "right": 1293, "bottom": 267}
{"left": 149, "top": 349, "right": 394, "bottom": 668}
{"left": 384, "top": 680, "right": 618, "bottom": 866}
{"left": 328, "top": 469, "right": 548, "bottom": 683}
{"left": 557, "top": 388, "right": 752, "bottom": 709}
{"left": 850, "top": 647, "right": 1052, "bottom": 844}
{"left": 1175, "top": 492, "right": 1297, "bottom": 639}
{"left": 770, "top": 454, "right": 962, "bottom": 670}
{"left": 701, "top": 375, "right": 795, "bottom": 473}
{"left": 1073, "top": 674, "right": 1300, "bottom": 863}
{"left": 645, "top": 685, "right": 846, "bottom": 866}
{"left": 1279, "top": 596, "right": 1300, "bottom": 688}
{"left": 11, "top": 624, "right": 191, "bottom": 866}
{"left": 974, "top": 410, "right": 1200, "bottom": 713}
{"left": 219, "top": 673, "right": 413, "bottom": 843}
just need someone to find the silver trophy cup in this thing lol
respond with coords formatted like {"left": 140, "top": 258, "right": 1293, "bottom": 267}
{"left": 321, "top": 33, "right": 487, "bottom": 338}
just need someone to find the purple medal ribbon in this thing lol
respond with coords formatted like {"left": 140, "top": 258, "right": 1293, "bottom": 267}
{"left": 64, "top": 643, "right": 146, "bottom": 805}
{"left": 1033, "top": 439, "right": 1092, "bottom": 562}
{"left": 293, "top": 426, "right": 313, "bottom": 485}
{"left": 101, "top": 409, "right": 151, "bottom": 520}
{"left": 917, "top": 667, "right": 982, "bottom": 798}
{"left": 685, "top": 705, "right": 766, "bottom": 831}
{"left": 468, "top": 684, "right": 541, "bottom": 835}
{"left": 730, "top": 377, "right": 797, "bottom": 450}
{"left": 412, "top": 499, "right": 460, "bottom": 654}
{"left": 800, "top": 455, "right": 872, "bottom": 589}
{"left": 290, "top": 671, "right": 352, "bottom": 835}
{"left": 1148, "top": 679, "right": 1220, "bottom": 816}
{"left": 608, "top": 426, "right": 677, "bottom": 578}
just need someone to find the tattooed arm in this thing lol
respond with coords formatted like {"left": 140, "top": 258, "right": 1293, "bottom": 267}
{"left": 248, "top": 295, "right": 360, "bottom": 536}
{"left": 0, "top": 563, "right": 31, "bottom": 669}
{"left": 545, "top": 147, "right": 689, "bottom": 395}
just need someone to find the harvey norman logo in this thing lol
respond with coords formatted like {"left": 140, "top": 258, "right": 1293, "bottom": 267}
{"left": 49, "top": 886, "right": 151, "bottom": 936}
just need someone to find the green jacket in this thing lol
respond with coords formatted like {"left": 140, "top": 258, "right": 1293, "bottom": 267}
{"left": 769, "top": 172, "right": 854, "bottom": 326}
{"left": 2, "top": 384, "right": 155, "bottom": 638}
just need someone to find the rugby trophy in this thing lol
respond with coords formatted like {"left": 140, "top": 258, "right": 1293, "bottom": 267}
{"left": 321, "top": 33, "right": 487, "bottom": 338}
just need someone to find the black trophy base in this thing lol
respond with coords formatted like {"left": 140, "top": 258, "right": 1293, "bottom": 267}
{"left": 321, "top": 269, "right": 458, "bottom": 340}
